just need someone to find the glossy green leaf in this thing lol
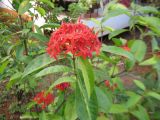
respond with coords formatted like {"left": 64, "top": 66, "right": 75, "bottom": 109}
{"left": 47, "top": 115, "right": 63, "bottom": 120}
{"left": 109, "top": 104, "right": 128, "bottom": 113}
{"left": 29, "top": 33, "right": 49, "bottom": 42}
{"left": 112, "top": 38, "right": 127, "bottom": 46}
{"left": 151, "top": 37, "right": 159, "bottom": 52}
{"left": 48, "top": 77, "right": 75, "bottom": 92}
{"left": 133, "top": 80, "right": 146, "bottom": 91}
{"left": 131, "top": 105, "right": 150, "bottom": 120}
{"left": 140, "top": 56, "right": 158, "bottom": 66}
{"left": 76, "top": 84, "right": 98, "bottom": 120}
{"left": 138, "top": 16, "right": 160, "bottom": 36}
{"left": 102, "top": 44, "right": 135, "bottom": 61}
{"left": 20, "top": 112, "right": 38, "bottom": 119}
{"left": 126, "top": 91, "right": 142, "bottom": 108}
{"left": 147, "top": 91, "right": 160, "bottom": 101}
{"left": 137, "top": 5, "right": 159, "bottom": 14}
{"left": 78, "top": 58, "right": 95, "bottom": 98}
{"left": 39, "top": 111, "right": 47, "bottom": 120}
{"left": 40, "top": 23, "right": 60, "bottom": 29}
{"left": 39, "top": 0, "right": 54, "bottom": 8}
{"left": 15, "top": 44, "right": 32, "bottom": 64}
{"left": 0, "top": 60, "right": 9, "bottom": 74}
{"left": 64, "top": 98, "right": 77, "bottom": 120}
{"left": 35, "top": 65, "right": 71, "bottom": 78}
{"left": 95, "top": 87, "right": 112, "bottom": 112}
{"left": 6, "top": 72, "right": 22, "bottom": 90}
{"left": 22, "top": 54, "right": 55, "bottom": 78}
{"left": 36, "top": 7, "right": 46, "bottom": 16}
{"left": 97, "top": 115, "right": 109, "bottom": 120}
{"left": 131, "top": 40, "right": 147, "bottom": 62}
{"left": 90, "top": 18, "right": 101, "bottom": 25}
{"left": 102, "top": 9, "right": 130, "bottom": 23}
{"left": 109, "top": 29, "right": 128, "bottom": 39}
{"left": 18, "top": 0, "right": 31, "bottom": 15}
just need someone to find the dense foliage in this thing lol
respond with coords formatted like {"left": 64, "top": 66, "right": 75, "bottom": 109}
{"left": 0, "top": 0, "right": 160, "bottom": 120}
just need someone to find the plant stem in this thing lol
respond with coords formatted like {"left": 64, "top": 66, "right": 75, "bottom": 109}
{"left": 73, "top": 55, "right": 77, "bottom": 77}
{"left": 19, "top": 15, "right": 29, "bottom": 55}
{"left": 24, "top": 38, "right": 28, "bottom": 55}
{"left": 97, "top": 70, "right": 126, "bottom": 86}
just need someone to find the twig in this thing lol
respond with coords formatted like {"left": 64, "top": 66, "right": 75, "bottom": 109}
{"left": 97, "top": 70, "right": 126, "bottom": 86}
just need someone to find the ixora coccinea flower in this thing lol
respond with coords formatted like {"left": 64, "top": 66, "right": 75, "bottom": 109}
{"left": 33, "top": 91, "right": 54, "bottom": 109}
{"left": 46, "top": 22, "right": 101, "bottom": 59}
{"left": 121, "top": 44, "right": 130, "bottom": 51}
{"left": 55, "top": 82, "right": 70, "bottom": 91}
{"left": 104, "top": 80, "right": 118, "bottom": 91}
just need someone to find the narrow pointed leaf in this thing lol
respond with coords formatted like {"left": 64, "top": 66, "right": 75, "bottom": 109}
{"left": 35, "top": 65, "right": 71, "bottom": 78}
{"left": 22, "top": 54, "right": 55, "bottom": 78}
{"left": 78, "top": 58, "right": 94, "bottom": 98}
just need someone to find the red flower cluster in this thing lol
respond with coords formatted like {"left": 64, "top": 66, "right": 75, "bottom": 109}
{"left": 55, "top": 82, "right": 70, "bottom": 91}
{"left": 121, "top": 45, "right": 130, "bottom": 51}
{"left": 33, "top": 91, "right": 54, "bottom": 109}
{"left": 105, "top": 80, "right": 118, "bottom": 91}
{"left": 46, "top": 22, "right": 101, "bottom": 59}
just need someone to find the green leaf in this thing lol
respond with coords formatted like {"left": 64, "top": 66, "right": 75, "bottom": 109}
{"left": 109, "top": 104, "right": 128, "bottom": 113}
{"left": 35, "top": 65, "right": 71, "bottom": 78}
{"left": 151, "top": 37, "right": 160, "bottom": 52}
{"left": 131, "top": 40, "right": 147, "bottom": 62}
{"left": 137, "top": 16, "right": 160, "bottom": 36}
{"left": 18, "top": 0, "right": 31, "bottom": 15}
{"left": 95, "top": 87, "right": 112, "bottom": 112}
{"left": 97, "top": 115, "right": 109, "bottom": 120}
{"left": 131, "top": 105, "right": 150, "bottom": 120}
{"left": 140, "top": 56, "right": 158, "bottom": 66}
{"left": 36, "top": 7, "right": 46, "bottom": 16}
{"left": 126, "top": 91, "right": 142, "bottom": 108}
{"left": 6, "top": 72, "right": 22, "bottom": 90}
{"left": 47, "top": 114, "right": 63, "bottom": 120}
{"left": 137, "top": 6, "right": 159, "bottom": 14}
{"left": 133, "top": 80, "right": 146, "bottom": 91}
{"left": 29, "top": 33, "right": 49, "bottom": 42}
{"left": 78, "top": 58, "right": 95, "bottom": 98}
{"left": 20, "top": 112, "right": 38, "bottom": 119}
{"left": 15, "top": 44, "right": 32, "bottom": 63}
{"left": 40, "top": 23, "right": 60, "bottom": 29}
{"left": 146, "top": 91, "right": 160, "bottom": 101}
{"left": 76, "top": 84, "right": 98, "bottom": 120}
{"left": 48, "top": 77, "right": 75, "bottom": 92}
{"left": 102, "top": 44, "right": 135, "bottom": 61}
{"left": 35, "top": 25, "right": 43, "bottom": 34}
{"left": 109, "top": 29, "right": 128, "bottom": 39}
{"left": 102, "top": 9, "right": 130, "bottom": 23}
{"left": 0, "top": 60, "right": 9, "bottom": 74}
{"left": 64, "top": 98, "right": 77, "bottom": 120}
{"left": 39, "top": 0, "right": 54, "bottom": 8}
{"left": 112, "top": 38, "right": 127, "bottom": 46}
{"left": 90, "top": 18, "right": 101, "bottom": 25}
{"left": 39, "top": 111, "right": 47, "bottom": 120}
{"left": 125, "top": 59, "right": 135, "bottom": 70}
{"left": 26, "top": 102, "right": 36, "bottom": 110}
{"left": 22, "top": 54, "right": 55, "bottom": 78}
